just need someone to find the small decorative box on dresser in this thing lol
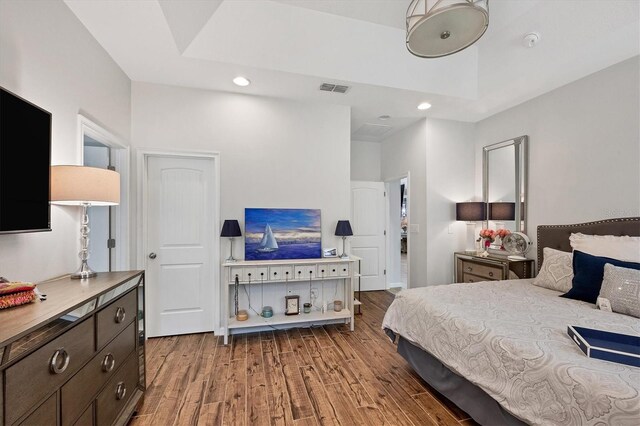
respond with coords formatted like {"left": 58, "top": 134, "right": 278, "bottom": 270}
{"left": 0, "top": 271, "right": 145, "bottom": 426}
{"left": 454, "top": 252, "right": 535, "bottom": 283}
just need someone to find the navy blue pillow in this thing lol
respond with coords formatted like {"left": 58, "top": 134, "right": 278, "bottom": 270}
{"left": 561, "top": 250, "right": 640, "bottom": 303}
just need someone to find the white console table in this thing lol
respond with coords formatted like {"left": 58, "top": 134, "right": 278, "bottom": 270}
{"left": 222, "top": 257, "right": 360, "bottom": 344}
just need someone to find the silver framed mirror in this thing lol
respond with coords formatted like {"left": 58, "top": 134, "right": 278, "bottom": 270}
{"left": 482, "top": 135, "right": 528, "bottom": 233}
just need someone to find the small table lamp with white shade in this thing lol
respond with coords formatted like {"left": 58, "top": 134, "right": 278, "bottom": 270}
{"left": 51, "top": 165, "right": 120, "bottom": 279}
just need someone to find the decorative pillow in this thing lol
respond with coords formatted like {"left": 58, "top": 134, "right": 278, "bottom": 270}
{"left": 570, "top": 233, "right": 640, "bottom": 262}
{"left": 533, "top": 248, "right": 573, "bottom": 292}
{"left": 561, "top": 250, "right": 640, "bottom": 304}
{"left": 598, "top": 264, "right": 640, "bottom": 318}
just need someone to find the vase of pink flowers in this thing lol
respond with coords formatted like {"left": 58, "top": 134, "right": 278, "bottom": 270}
{"left": 478, "top": 229, "right": 512, "bottom": 255}
{"left": 495, "top": 229, "right": 512, "bottom": 250}
{"left": 479, "top": 229, "right": 495, "bottom": 247}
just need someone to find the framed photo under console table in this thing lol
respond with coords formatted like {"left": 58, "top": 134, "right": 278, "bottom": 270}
{"left": 222, "top": 257, "right": 359, "bottom": 344}
{"left": 454, "top": 252, "right": 535, "bottom": 283}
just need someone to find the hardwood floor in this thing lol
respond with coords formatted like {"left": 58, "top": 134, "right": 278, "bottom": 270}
{"left": 129, "top": 291, "right": 478, "bottom": 426}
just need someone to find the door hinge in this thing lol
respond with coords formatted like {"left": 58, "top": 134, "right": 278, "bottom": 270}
{"left": 384, "top": 191, "right": 386, "bottom": 197}
{"left": 383, "top": 230, "right": 386, "bottom": 236}
{"left": 384, "top": 269, "right": 386, "bottom": 275}
{"left": 107, "top": 238, "right": 116, "bottom": 248}
{"left": 107, "top": 165, "right": 116, "bottom": 171}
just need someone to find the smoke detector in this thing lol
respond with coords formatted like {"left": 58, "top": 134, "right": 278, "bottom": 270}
{"left": 522, "top": 32, "right": 541, "bottom": 48}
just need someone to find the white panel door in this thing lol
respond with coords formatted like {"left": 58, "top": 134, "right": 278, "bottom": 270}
{"left": 146, "top": 156, "right": 215, "bottom": 337}
{"left": 350, "top": 181, "right": 386, "bottom": 291}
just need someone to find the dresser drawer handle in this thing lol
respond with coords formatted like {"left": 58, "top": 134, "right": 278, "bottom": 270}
{"left": 466, "top": 266, "right": 472, "bottom": 272}
{"left": 114, "top": 307, "right": 126, "bottom": 323}
{"left": 115, "top": 382, "right": 127, "bottom": 400}
{"left": 50, "top": 348, "right": 70, "bottom": 374}
{"left": 488, "top": 272, "right": 494, "bottom": 277}
{"left": 102, "top": 353, "right": 116, "bottom": 373}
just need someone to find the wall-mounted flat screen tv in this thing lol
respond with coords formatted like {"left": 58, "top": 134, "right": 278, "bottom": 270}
{"left": 0, "top": 87, "right": 51, "bottom": 234}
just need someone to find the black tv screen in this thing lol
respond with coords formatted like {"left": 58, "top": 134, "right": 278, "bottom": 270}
{"left": 0, "top": 87, "right": 51, "bottom": 233}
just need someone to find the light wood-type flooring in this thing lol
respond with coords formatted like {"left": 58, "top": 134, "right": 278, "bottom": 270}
{"left": 129, "top": 291, "right": 478, "bottom": 426}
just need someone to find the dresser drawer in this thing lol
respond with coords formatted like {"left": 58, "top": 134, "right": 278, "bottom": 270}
{"left": 62, "top": 322, "right": 136, "bottom": 426}
{"left": 6, "top": 317, "right": 95, "bottom": 425}
{"left": 19, "top": 393, "right": 57, "bottom": 426}
{"left": 96, "top": 289, "right": 137, "bottom": 349}
{"left": 459, "top": 261, "right": 502, "bottom": 280}
{"left": 96, "top": 353, "right": 138, "bottom": 426}
{"left": 74, "top": 404, "right": 93, "bottom": 426}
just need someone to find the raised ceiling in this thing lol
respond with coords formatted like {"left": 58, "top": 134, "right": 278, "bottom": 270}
{"left": 65, "top": 0, "right": 639, "bottom": 142}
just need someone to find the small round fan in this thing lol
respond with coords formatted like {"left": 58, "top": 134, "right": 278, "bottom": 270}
{"left": 502, "top": 232, "right": 532, "bottom": 260}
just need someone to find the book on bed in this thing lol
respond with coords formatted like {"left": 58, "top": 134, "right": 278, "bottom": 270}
{"left": 568, "top": 325, "right": 640, "bottom": 368}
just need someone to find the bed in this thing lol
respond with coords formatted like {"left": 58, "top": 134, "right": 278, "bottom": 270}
{"left": 382, "top": 217, "right": 640, "bottom": 426}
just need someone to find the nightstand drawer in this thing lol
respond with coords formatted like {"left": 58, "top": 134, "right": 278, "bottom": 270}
{"left": 460, "top": 261, "right": 501, "bottom": 280}
{"left": 462, "top": 273, "right": 491, "bottom": 283}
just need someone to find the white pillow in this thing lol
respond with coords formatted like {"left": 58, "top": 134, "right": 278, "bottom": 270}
{"left": 570, "top": 233, "right": 640, "bottom": 262}
{"left": 598, "top": 264, "right": 640, "bottom": 318}
{"left": 533, "top": 248, "right": 573, "bottom": 292}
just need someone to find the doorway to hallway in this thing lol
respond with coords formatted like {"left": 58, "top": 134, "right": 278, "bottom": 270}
{"left": 386, "top": 174, "right": 409, "bottom": 292}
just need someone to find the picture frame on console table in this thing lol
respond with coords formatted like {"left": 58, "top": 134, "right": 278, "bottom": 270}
{"left": 323, "top": 247, "right": 338, "bottom": 258}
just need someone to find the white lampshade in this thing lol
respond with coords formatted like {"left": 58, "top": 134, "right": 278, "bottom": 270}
{"left": 406, "top": 0, "right": 489, "bottom": 58}
{"left": 51, "top": 165, "right": 120, "bottom": 206}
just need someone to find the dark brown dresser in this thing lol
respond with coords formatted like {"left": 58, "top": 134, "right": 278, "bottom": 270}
{"left": 0, "top": 271, "right": 145, "bottom": 426}
{"left": 454, "top": 252, "right": 534, "bottom": 283}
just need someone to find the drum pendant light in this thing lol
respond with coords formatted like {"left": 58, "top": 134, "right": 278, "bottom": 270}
{"left": 406, "top": 0, "right": 489, "bottom": 58}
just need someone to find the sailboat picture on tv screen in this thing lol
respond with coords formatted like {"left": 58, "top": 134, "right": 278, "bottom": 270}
{"left": 245, "top": 208, "right": 321, "bottom": 260}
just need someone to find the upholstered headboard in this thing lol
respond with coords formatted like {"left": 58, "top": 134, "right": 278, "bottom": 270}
{"left": 537, "top": 217, "right": 640, "bottom": 270}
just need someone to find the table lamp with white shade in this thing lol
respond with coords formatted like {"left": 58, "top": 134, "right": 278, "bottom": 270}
{"left": 51, "top": 165, "right": 120, "bottom": 279}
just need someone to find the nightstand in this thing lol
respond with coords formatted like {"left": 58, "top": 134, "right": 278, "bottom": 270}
{"left": 454, "top": 252, "right": 535, "bottom": 283}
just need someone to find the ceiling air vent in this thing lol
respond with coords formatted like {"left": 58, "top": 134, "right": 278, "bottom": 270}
{"left": 320, "top": 83, "right": 350, "bottom": 94}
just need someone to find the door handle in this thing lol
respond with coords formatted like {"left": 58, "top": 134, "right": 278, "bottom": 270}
{"left": 149, "top": 252, "right": 157, "bottom": 259}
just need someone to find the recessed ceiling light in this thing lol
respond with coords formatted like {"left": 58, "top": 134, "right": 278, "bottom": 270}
{"left": 417, "top": 102, "right": 432, "bottom": 110}
{"left": 378, "top": 115, "right": 391, "bottom": 120}
{"left": 233, "top": 76, "right": 251, "bottom": 87}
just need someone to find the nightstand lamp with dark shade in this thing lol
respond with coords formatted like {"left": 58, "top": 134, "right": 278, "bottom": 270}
{"left": 335, "top": 220, "right": 353, "bottom": 259}
{"left": 221, "top": 219, "right": 242, "bottom": 262}
{"left": 489, "top": 202, "right": 515, "bottom": 221}
{"left": 456, "top": 201, "right": 486, "bottom": 253}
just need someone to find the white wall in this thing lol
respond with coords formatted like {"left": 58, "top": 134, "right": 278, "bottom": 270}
{"left": 381, "top": 120, "right": 427, "bottom": 287}
{"left": 426, "top": 119, "right": 476, "bottom": 285}
{"left": 475, "top": 56, "right": 640, "bottom": 259}
{"left": 131, "top": 82, "right": 351, "bottom": 264}
{"left": 351, "top": 140, "right": 381, "bottom": 181}
{"left": 0, "top": 0, "right": 131, "bottom": 282}
{"left": 381, "top": 118, "right": 475, "bottom": 287}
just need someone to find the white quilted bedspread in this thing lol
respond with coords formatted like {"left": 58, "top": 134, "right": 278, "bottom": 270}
{"left": 382, "top": 279, "right": 640, "bottom": 425}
